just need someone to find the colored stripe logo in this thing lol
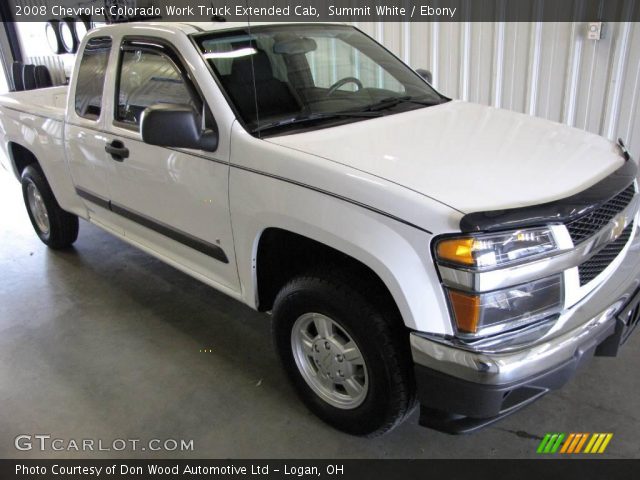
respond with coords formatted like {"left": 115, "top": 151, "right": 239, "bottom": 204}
{"left": 537, "top": 433, "right": 613, "bottom": 454}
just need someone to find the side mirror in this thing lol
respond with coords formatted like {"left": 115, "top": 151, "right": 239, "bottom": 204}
{"left": 416, "top": 68, "right": 433, "bottom": 84}
{"left": 140, "top": 104, "right": 218, "bottom": 152}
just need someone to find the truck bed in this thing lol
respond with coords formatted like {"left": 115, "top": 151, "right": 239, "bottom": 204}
{"left": 0, "top": 86, "right": 77, "bottom": 215}
{"left": 0, "top": 86, "right": 68, "bottom": 121}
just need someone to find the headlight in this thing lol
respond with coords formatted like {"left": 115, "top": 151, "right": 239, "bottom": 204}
{"left": 434, "top": 227, "right": 565, "bottom": 338}
{"left": 435, "top": 228, "right": 557, "bottom": 270}
{"left": 445, "top": 275, "right": 564, "bottom": 336}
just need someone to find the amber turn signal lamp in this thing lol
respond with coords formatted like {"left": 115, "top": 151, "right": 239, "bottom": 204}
{"left": 436, "top": 238, "right": 475, "bottom": 265}
{"left": 447, "top": 290, "right": 480, "bottom": 333}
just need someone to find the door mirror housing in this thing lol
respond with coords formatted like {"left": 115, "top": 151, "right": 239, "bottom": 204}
{"left": 140, "top": 104, "right": 218, "bottom": 152}
{"left": 416, "top": 68, "right": 433, "bottom": 84}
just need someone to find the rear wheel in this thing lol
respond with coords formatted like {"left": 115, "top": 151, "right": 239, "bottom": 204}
{"left": 21, "top": 165, "right": 79, "bottom": 249}
{"left": 272, "top": 273, "right": 416, "bottom": 436}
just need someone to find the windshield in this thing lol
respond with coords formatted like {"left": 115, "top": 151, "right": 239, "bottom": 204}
{"left": 194, "top": 24, "right": 445, "bottom": 135}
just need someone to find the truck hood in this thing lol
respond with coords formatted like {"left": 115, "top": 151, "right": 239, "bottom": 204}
{"left": 266, "top": 101, "right": 625, "bottom": 214}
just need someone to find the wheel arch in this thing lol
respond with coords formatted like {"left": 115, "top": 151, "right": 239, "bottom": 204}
{"left": 7, "top": 142, "right": 39, "bottom": 180}
{"left": 5, "top": 139, "right": 86, "bottom": 217}
{"left": 253, "top": 227, "right": 414, "bottom": 331}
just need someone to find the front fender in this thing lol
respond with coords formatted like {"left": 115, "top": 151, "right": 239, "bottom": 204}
{"left": 229, "top": 128, "right": 455, "bottom": 335}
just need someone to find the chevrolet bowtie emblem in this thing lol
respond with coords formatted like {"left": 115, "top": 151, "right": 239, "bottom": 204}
{"left": 611, "top": 215, "right": 627, "bottom": 240}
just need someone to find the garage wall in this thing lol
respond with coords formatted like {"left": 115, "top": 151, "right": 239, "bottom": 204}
{"left": 355, "top": 21, "right": 640, "bottom": 159}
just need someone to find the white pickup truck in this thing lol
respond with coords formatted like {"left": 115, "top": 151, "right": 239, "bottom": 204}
{"left": 1, "top": 21, "right": 638, "bottom": 436}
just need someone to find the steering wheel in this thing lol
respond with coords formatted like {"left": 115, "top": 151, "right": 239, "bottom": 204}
{"left": 326, "top": 77, "right": 363, "bottom": 96}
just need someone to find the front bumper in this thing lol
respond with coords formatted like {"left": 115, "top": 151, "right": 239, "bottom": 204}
{"left": 411, "top": 226, "right": 640, "bottom": 433}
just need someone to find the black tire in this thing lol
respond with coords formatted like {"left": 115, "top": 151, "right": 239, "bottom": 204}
{"left": 74, "top": 15, "right": 92, "bottom": 43}
{"left": 12, "top": 61, "right": 24, "bottom": 91}
{"left": 59, "top": 18, "right": 79, "bottom": 54}
{"left": 21, "top": 64, "right": 36, "bottom": 91}
{"left": 34, "top": 65, "right": 53, "bottom": 89}
{"left": 272, "top": 272, "right": 416, "bottom": 437}
{"left": 21, "top": 165, "right": 79, "bottom": 249}
{"left": 45, "top": 20, "right": 65, "bottom": 55}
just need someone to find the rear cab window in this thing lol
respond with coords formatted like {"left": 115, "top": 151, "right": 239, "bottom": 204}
{"left": 75, "top": 37, "right": 112, "bottom": 120}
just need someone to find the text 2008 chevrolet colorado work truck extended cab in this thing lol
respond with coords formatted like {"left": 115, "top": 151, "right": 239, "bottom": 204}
{"left": 1, "top": 22, "right": 638, "bottom": 436}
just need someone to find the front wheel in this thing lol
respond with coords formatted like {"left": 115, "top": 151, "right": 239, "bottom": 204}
{"left": 21, "top": 165, "right": 79, "bottom": 249}
{"left": 272, "top": 273, "right": 416, "bottom": 436}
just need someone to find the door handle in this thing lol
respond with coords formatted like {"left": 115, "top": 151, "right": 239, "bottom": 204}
{"left": 105, "top": 140, "right": 129, "bottom": 162}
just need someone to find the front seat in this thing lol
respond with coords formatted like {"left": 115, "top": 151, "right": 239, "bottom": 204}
{"left": 224, "top": 50, "right": 299, "bottom": 121}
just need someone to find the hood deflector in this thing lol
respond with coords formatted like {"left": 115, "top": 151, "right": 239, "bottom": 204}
{"left": 460, "top": 158, "right": 637, "bottom": 233}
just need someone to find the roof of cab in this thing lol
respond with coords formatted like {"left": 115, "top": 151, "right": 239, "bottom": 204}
{"left": 90, "top": 21, "right": 347, "bottom": 36}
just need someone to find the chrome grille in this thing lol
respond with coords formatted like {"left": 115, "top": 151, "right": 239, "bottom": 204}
{"left": 566, "top": 184, "right": 635, "bottom": 244}
{"left": 578, "top": 223, "right": 634, "bottom": 286}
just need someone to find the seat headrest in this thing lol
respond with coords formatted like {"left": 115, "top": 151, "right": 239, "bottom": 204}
{"left": 230, "top": 50, "right": 274, "bottom": 84}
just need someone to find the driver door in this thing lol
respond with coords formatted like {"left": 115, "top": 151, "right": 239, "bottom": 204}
{"left": 103, "top": 38, "right": 239, "bottom": 292}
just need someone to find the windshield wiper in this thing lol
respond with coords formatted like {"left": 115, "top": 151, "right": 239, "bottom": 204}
{"left": 252, "top": 111, "right": 382, "bottom": 134}
{"left": 361, "top": 95, "right": 445, "bottom": 112}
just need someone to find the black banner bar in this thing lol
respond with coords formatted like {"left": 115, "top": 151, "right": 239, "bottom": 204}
{"left": 6, "top": 0, "right": 640, "bottom": 23}
{"left": 1, "top": 459, "right": 639, "bottom": 480}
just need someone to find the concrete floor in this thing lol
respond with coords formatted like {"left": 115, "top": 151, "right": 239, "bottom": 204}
{"left": 1, "top": 168, "right": 639, "bottom": 459}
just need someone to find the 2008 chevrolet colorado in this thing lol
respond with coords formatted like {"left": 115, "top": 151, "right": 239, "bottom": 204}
{"left": 1, "top": 22, "right": 638, "bottom": 436}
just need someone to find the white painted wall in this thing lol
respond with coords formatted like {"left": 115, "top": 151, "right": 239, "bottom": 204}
{"left": 355, "top": 21, "right": 640, "bottom": 159}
